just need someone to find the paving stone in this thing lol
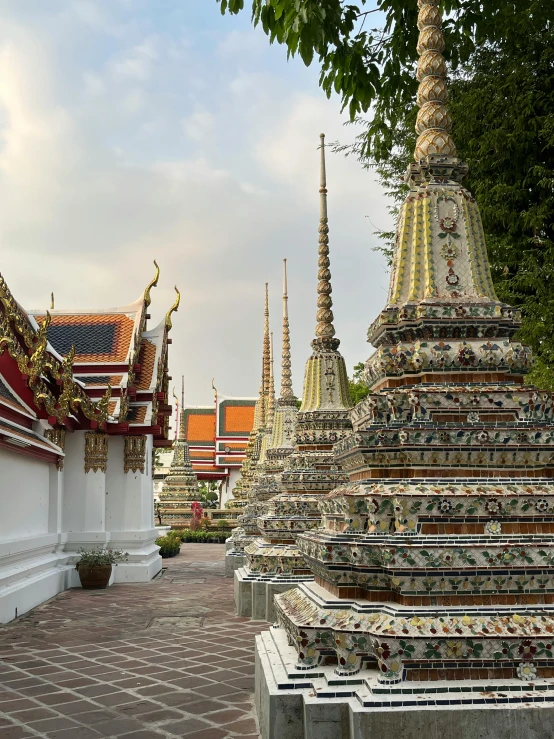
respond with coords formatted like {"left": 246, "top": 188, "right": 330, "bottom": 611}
{"left": 0, "top": 546, "right": 265, "bottom": 739}
{"left": 26, "top": 715, "right": 79, "bottom": 731}
{"left": 46, "top": 728, "right": 103, "bottom": 739}
{"left": 225, "top": 717, "right": 259, "bottom": 734}
{"left": 0, "top": 727, "right": 36, "bottom": 739}
{"left": 194, "top": 682, "right": 242, "bottom": 699}
{"left": 184, "top": 729, "right": 228, "bottom": 739}
{"left": 182, "top": 699, "right": 228, "bottom": 715}
{"left": 208, "top": 708, "right": 249, "bottom": 724}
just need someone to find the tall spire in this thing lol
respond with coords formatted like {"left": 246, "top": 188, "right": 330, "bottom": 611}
{"left": 179, "top": 375, "right": 185, "bottom": 440}
{"left": 253, "top": 284, "right": 271, "bottom": 432}
{"left": 267, "top": 331, "right": 275, "bottom": 427}
{"left": 280, "top": 258, "right": 294, "bottom": 400}
{"left": 414, "top": 0, "right": 456, "bottom": 162}
{"left": 314, "top": 133, "right": 338, "bottom": 350}
{"left": 262, "top": 282, "right": 271, "bottom": 426}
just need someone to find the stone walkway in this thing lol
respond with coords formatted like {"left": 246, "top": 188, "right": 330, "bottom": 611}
{"left": 0, "top": 544, "right": 266, "bottom": 739}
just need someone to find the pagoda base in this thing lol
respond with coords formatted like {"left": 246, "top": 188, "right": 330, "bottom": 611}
{"left": 255, "top": 627, "right": 554, "bottom": 739}
{"left": 225, "top": 552, "right": 246, "bottom": 577}
{"left": 235, "top": 567, "right": 313, "bottom": 621}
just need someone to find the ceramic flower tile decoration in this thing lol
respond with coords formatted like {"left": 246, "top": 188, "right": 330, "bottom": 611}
{"left": 269, "top": 0, "right": 554, "bottom": 700}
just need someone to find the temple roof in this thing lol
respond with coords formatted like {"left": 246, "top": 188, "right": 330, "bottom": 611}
{"left": 29, "top": 297, "right": 143, "bottom": 366}
{"left": 0, "top": 261, "right": 175, "bottom": 445}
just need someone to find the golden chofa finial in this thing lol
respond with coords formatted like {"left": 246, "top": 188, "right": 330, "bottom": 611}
{"left": 50, "top": 292, "right": 54, "bottom": 310}
{"left": 144, "top": 260, "right": 160, "bottom": 308}
{"left": 314, "top": 133, "right": 338, "bottom": 349}
{"left": 165, "top": 286, "right": 180, "bottom": 330}
{"left": 414, "top": 0, "right": 456, "bottom": 161}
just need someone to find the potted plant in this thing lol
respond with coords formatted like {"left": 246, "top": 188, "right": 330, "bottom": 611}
{"left": 76, "top": 547, "right": 128, "bottom": 590}
{"left": 155, "top": 535, "right": 181, "bottom": 558}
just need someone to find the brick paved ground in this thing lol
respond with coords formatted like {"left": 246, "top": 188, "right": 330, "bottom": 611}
{"left": 0, "top": 544, "right": 267, "bottom": 739}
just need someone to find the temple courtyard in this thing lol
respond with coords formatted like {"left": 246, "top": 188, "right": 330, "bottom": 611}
{"left": 0, "top": 544, "right": 263, "bottom": 739}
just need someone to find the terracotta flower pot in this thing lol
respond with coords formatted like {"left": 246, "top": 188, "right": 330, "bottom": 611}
{"left": 77, "top": 564, "right": 112, "bottom": 590}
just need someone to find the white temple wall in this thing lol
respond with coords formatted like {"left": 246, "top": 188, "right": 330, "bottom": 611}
{"left": 0, "top": 430, "right": 162, "bottom": 624}
{"left": 0, "top": 447, "right": 72, "bottom": 624}
{"left": 0, "top": 447, "right": 50, "bottom": 541}
{"left": 48, "top": 465, "right": 63, "bottom": 535}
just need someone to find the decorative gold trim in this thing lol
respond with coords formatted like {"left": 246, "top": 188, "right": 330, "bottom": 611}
{"left": 144, "top": 260, "right": 159, "bottom": 308}
{"left": 124, "top": 435, "right": 147, "bottom": 474}
{"left": 165, "top": 286, "right": 180, "bottom": 331}
{"left": 0, "top": 274, "right": 112, "bottom": 425}
{"left": 45, "top": 428, "right": 66, "bottom": 471}
{"left": 84, "top": 432, "right": 108, "bottom": 474}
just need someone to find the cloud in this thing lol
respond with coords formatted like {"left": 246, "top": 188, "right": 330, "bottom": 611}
{"left": 182, "top": 106, "right": 216, "bottom": 142}
{"left": 0, "top": 3, "right": 392, "bottom": 406}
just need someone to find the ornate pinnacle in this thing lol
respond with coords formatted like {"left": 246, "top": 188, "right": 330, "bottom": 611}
{"left": 280, "top": 258, "right": 294, "bottom": 399}
{"left": 179, "top": 375, "right": 186, "bottom": 441}
{"left": 262, "top": 282, "right": 271, "bottom": 425}
{"left": 267, "top": 331, "right": 275, "bottom": 427}
{"left": 414, "top": 0, "right": 456, "bottom": 161}
{"left": 314, "top": 133, "right": 339, "bottom": 350}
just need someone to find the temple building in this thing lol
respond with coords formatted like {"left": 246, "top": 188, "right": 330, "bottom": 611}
{"left": 256, "top": 3, "right": 554, "bottom": 737}
{"left": 235, "top": 136, "right": 353, "bottom": 621}
{"left": 0, "top": 263, "right": 175, "bottom": 623}
{"left": 182, "top": 394, "right": 256, "bottom": 506}
{"left": 226, "top": 261, "right": 298, "bottom": 578}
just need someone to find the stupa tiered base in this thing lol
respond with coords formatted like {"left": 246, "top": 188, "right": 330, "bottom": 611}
{"left": 256, "top": 614, "right": 554, "bottom": 739}
{"left": 234, "top": 490, "right": 334, "bottom": 620}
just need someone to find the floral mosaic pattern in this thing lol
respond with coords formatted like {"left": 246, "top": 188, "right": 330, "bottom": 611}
{"left": 277, "top": 588, "right": 554, "bottom": 680}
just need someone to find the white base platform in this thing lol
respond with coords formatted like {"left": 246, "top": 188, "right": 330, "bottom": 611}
{"left": 234, "top": 567, "right": 313, "bottom": 621}
{"left": 0, "top": 530, "right": 162, "bottom": 624}
{"left": 256, "top": 627, "right": 554, "bottom": 739}
{"left": 225, "top": 552, "right": 246, "bottom": 577}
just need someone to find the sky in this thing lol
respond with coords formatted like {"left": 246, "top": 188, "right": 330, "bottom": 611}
{"left": 0, "top": 0, "right": 392, "bottom": 406}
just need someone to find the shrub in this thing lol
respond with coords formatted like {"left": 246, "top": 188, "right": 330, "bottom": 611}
{"left": 155, "top": 536, "right": 180, "bottom": 558}
{"left": 189, "top": 517, "right": 202, "bottom": 532}
{"left": 217, "top": 519, "right": 229, "bottom": 529}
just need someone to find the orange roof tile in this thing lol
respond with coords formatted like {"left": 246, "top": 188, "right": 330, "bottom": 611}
{"left": 186, "top": 413, "right": 216, "bottom": 443}
{"left": 37, "top": 313, "right": 134, "bottom": 363}
{"left": 191, "top": 450, "right": 215, "bottom": 459}
{"left": 136, "top": 339, "right": 157, "bottom": 390}
{"left": 128, "top": 405, "right": 147, "bottom": 424}
{"left": 224, "top": 405, "right": 255, "bottom": 434}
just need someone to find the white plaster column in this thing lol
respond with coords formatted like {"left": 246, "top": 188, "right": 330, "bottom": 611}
{"left": 106, "top": 435, "right": 161, "bottom": 583}
{"left": 63, "top": 430, "right": 109, "bottom": 548}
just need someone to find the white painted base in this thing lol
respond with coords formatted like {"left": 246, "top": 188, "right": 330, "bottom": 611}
{"left": 225, "top": 552, "right": 246, "bottom": 578}
{"left": 235, "top": 567, "right": 312, "bottom": 621}
{"left": 0, "top": 528, "right": 162, "bottom": 624}
{"left": 235, "top": 567, "right": 252, "bottom": 617}
{"left": 256, "top": 628, "right": 554, "bottom": 739}
{"left": 64, "top": 529, "right": 162, "bottom": 583}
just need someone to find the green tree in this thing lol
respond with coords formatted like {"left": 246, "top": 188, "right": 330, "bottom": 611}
{"left": 349, "top": 362, "right": 370, "bottom": 405}
{"left": 217, "top": 0, "right": 550, "bottom": 161}
{"left": 197, "top": 481, "right": 220, "bottom": 508}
